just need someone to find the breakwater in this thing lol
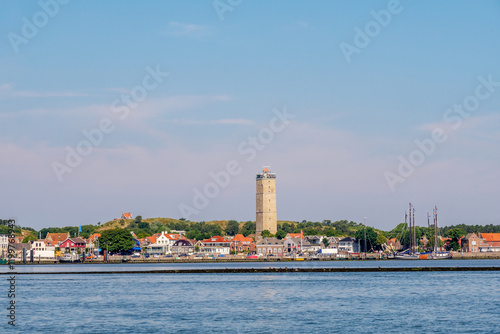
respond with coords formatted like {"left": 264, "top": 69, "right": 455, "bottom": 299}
{"left": 3, "top": 266, "right": 500, "bottom": 275}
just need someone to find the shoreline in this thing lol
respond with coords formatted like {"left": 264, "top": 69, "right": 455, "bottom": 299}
{"left": 2, "top": 266, "right": 500, "bottom": 275}
{"left": 4, "top": 251, "right": 500, "bottom": 265}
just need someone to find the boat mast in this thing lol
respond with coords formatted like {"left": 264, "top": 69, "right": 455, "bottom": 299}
{"left": 409, "top": 202, "right": 413, "bottom": 253}
{"left": 427, "top": 212, "right": 430, "bottom": 251}
{"left": 364, "top": 217, "right": 367, "bottom": 254}
{"left": 434, "top": 206, "right": 438, "bottom": 254}
{"left": 412, "top": 205, "right": 416, "bottom": 253}
{"left": 402, "top": 211, "right": 408, "bottom": 250}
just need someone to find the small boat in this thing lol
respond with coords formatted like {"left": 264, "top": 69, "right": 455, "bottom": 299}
{"left": 393, "top": 249, "right": 421, "bottom": 260}
{"left": 59, "top": 254, "right": 74, "bottom": 263}
{"left": 428, "top": 252, "right": 453, "bottom": 259}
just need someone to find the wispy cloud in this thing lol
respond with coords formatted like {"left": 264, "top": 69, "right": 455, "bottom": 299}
{"left": 417, "top": 113, "right": 500, "bottom": 135}
{"left": 164, "top": 22, "right": 209, "bottom": 37}
{"left": 0, "top": 83, "right": 91, "bottom": 99}
{"left": 171, "top": 118, "right": 254, "bottom": 126}
{"left": 210, "top": 118, "right": 254, "bottom": 125}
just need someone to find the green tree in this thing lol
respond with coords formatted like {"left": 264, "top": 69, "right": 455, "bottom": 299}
{"left": 376, "top": 234, "right": 387, "bottom": 248}
{"left": 0, "top": 225, "right": 11, "bottom": 234}
{"left": 135, "top": 216, "right": 143, "bottom": 224}
{"left": 136, "top": 232, "right": 151, "bottom": 239}
{"left": 261, "top": 230, "right": 273, "bottom": 238}
{"left": 225, "top": 220, "right": 239, "bottom": 236}
{"left": 447, "top": 228, "right": 465, "bottom": 251}
{"left": 276, "top": 230, "right": 287, "bottom": 240}
{"left": 241, "top": 221, "right": 256, "bottom": 237}
{"left": 324, "top": 227, "right": 335, "bottom": 237}
{"left": 99, "top": 229, "right": 135, "bottom": 254}
{"left": 322, "top": 237, "right": 330, "bottom": 248}
{"left": 138, "top": 222, "right": 149, "bottom": 229}
{"left": 22, "top": 235, "right": 37, "bottom": 243}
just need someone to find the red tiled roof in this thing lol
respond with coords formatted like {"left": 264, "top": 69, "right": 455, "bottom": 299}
{"left": 286, "top": 233, "right": 304, "bottom": 239}
{"left": 201, "top": 236, "right": 230, "bottom": 243}
{"left": 481, "top": 233, "right": 500, "bottom": 242}
{"left": 122, "top": 213, "right": 132, "bottom": 218}
{"left": 45, "top": 232, "right": 70, "bottom": 242}
{"left": 88, "top": 233, "right": 101, "bottom": 241}
{"left": 231, "top": 234, "right": 253, "bottom": 243}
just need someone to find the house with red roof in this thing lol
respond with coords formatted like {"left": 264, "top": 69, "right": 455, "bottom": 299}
{"left": 199, "top": 236, "right": 231, "bottom": 254}
{"left": 45, "top": 232, "right": 71, "bottom": 247}
{"left": 88, "top": 233, "right": 101, "bottom": 241}
{"left": 121, "top": 212, "right": 133, "bottom": 219}
{"left": 285, "top": 232, "right": 304, "bottom": 239}
{"left": 86, "top": 233, "right": 101, "bottom": 254}
{"left": 59, "top": 237, "right": 87, "bottom": 253}
{"left": 145, "top": 232, "right": 184, "bottom": 255}
{"left": 479, "top": 233, "right": 500, "bottom": 252}
{"left": 386, "top": 238, "right": 403, "bottom": 251}
{"left": 230, "top": 234, "right": 255, "bottom": 253}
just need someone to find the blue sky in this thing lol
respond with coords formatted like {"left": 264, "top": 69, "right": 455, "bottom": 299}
{"left": 1, "top": 0, "right": 499, "bottom": 230}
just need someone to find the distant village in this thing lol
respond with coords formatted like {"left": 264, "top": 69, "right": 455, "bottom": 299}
{"left": 1, "top": 211, "right": 499, "bottom": 263}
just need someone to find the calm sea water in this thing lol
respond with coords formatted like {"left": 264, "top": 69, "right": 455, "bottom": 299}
{"left": 2, "top": 260, "right": 500, "bottom": 333}
{"left": 9, "top": 258, "right": 500, "bottom": 273}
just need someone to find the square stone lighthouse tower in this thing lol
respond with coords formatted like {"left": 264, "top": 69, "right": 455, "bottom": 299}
{"left": 256, "top": 167, "right": 277, "bottom": 235}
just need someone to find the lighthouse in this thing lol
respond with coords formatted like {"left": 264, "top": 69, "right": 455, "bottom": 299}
{"left": 256, "top": 167, "right": 277, "bottom": 236}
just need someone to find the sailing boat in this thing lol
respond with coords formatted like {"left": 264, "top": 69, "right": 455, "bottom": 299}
{"left": 428, "top": 206, "right": 452, "bottom": 259}
{"left": 393, "top": 202, "right": 420, "bottom": 259}
{"left": 389, "top": 203, "right": 452, "bottom": 260}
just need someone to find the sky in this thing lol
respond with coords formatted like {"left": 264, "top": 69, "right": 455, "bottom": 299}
{"left": 1, "top": 0, "right": 499, "bottom": 231}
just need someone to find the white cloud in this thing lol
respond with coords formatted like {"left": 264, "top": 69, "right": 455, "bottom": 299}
{"left": 0, "top": 83, "right": 91, "bottom": 99}
{"left": 164, "top": 22, "right": 209, "bottom": 37}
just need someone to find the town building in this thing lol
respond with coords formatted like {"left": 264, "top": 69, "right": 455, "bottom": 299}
{"left": 256, "top": 237, "right": 284, "bottom": 256}
{"left": 86, "top": 233, "right": 101, "bottom": 255}
{"left": 319, "top": 237, "right": 341, "bottom": 254}
{"left": 0, "top": 234, "right": 8, "bottom": 258}
{"left": 172, "top": 239, "right": 195, "bottom": 254}
{"left": 59, "top": 237, "right": 87, "bottom": 253}
{"left": 479, "top": 233, "right": 500, "bottom": 252}
{"left": 45, "top": 232, "right": 70, "bottom": 247}
{"left": 199, "top": 236, "right": 231, "bottom": 254}
{"left": 338, "top": 237, "right": 360, "bottom": 253}
{"left": 285, "top": 232, "right": 304, "bottom": 239}
{"left": 121, "top": 212, "right": 133, "bottom": 219}
{"left": 283, "top": 237, "right": 313, "bottom": 254}
{"left": 386, "top": 238, "right": 403, "bottom": 252}
{"left": 145, "top": 232, "right": 183, "bottom": 255}
{"left": 256, "top": 168, "right": 277, "bottom": 235}
{"left": 30, "top": 240, "right": 55, "bottom": 260}
{"left": 230, "top": 234, "right": 255, "bottom": 253}
{"left": 461, "top": 233, "right": 483, "bottom": 252}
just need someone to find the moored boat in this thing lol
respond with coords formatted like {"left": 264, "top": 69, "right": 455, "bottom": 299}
{"left": 59, "top": 254, "right": 74, "bottom": 263}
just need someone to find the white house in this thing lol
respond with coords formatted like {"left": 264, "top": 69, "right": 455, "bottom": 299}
{"left": 0, "top": 234, "right": 9, "bottom": 258}
{"left": 338, "top": 237, "right": 360, "bottom": 253}
{"left": 146, "top": 232, "right": 183, "bottom": 255}
{"left": 30, "top": 240, "right": 55, "bottom": 259}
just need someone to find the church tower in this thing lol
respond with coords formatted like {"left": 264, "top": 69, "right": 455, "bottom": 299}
{"left": 256, "top": 167, "right": 277, "bottom": 235}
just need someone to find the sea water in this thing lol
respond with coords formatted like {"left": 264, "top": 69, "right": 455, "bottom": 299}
{"left": 2, "top": 260, "right": 499, "bottom": 333}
